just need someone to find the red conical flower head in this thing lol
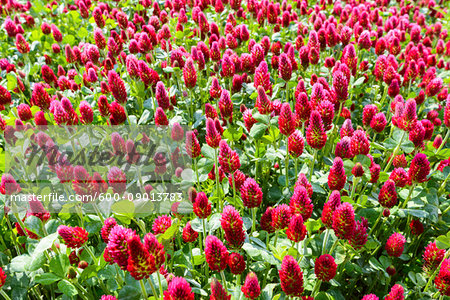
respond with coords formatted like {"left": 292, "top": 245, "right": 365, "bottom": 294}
{"left": 315, "top": 254, "right": 337, "bottom": 282}
{"left": 279, "top": 255, "right": 304, "bottom": 297}
{"left": 385, "top": 233, "right": 406, "bottom": 257}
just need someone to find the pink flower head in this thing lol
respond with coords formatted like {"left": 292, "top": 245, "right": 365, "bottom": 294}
{"left": 370, "top": 112, "right": 387, "bottom": 133}
{"left": 210, "top": 278, "right": 230, "bottom": 300}
{"left": 306, "top": 110, "right": 327, "bottom": 149}
{"left": 193, "top": 192, "right": 212, "bottom": 219}
{"left": 171, "top": 123, "right": 184, "bottom": 141}
{"left": 144, "top": 233, "right": 165, "bottom": 269}
{"left": 322, "top": 191, "right": 341, "bottom": 228}
{"left": 101, "top": 217, "right": 118, "bottom": 243}
{"left": 0, "top": 173, "right": 21, "bottom": 195}
{"left": 218, "top": 140, "right": 240, "bottom": 174}
{"left": 385, "top": 233, "right": 406, "bottom": 257}
{"left": 260, "top": 207, "right": 275, "bottom": 233}
{"left": 227, "top": 252, "right": 246, "bottom": 275}
{"left": 241, "top": 272, "right": 261, "bottom": 299}
{"left": 107, "top": 225, "right": 136, "bottom": 269}
{"left": 183, "top": 57, "right": 197, "bottom": 89}
{"left": 286, "top": 214, "right": 307, "bottom": 243}
{"left": 271, "top": 204, "right": 292, "bottom": 230}
{"left": 156, "top": 81, "right": 170, "bottom": 110}
{"left": 107, "top": 167, "right": 126, "bottom": 195}
{"left": 350, "top": 130, "right": 370, "bottom": 155}
{"left": 288, "top": 130, "right": 304, "bottom": 158}
{"left": 333, "top": 71, "right": 349, "bottom": 103}
{"left": 349, "top": 217, "right": 368, "bottom": 250}
{"left": 58, "top": 225, "right": 89, "bottom": 248}
{"left": 221, "top": 205, "right": 245, "bottom": 249}
{"left": 32, "top": 83, "right": 51, "bottom": 110}
{"left": 210, "top": 77, "right": 222, "bottom": 99}
{"left": 279, "top": 255, "right": 304, "bottom": 297}
{"left": 155, "top": 107, "right": 169, "bottom": 126}
{"left": 423, "top": 242, "right": 446, "bottom": 275}
{"left": 185, "top": 131, "right": 201, "bottom": 158}
{"left": 152, "top": 215, "right": 172, "bottom": 235}
{"left": 219, "top": 89, "right": 233, "bottom": 123}
{"left": 206, "top": 118, "right": 221, "bottom": 148}
{"left": 328, "top": 157, "right": 346, "bottom": 191}
{"left": 279, "top": 53, "right": 292, "bottom": 81}
{"left": 289, "top": 185, "right": 313, "bottom": 221}
{"left": 163, "top": 277, "right": 195, "bottom": 300}
{"left": 384, "top": 284, "right": 404, "bottom": 300}
{"left": 255, "top": 86, "right": 272, "bottom": 115}
{"left": 205, "top": 235, "right": 229, "bottom": 271}
{"left": 240, "top": 178, "right": 263, "bottom": 208}
{"left": 279, "top": 103, "right": 296, "bottom": 136}
{"left": 315, "top": 254, "right": 337, "bottom": 282}
{"left": 332, "top": 202, "right": 356, "bottom": 240}
{"left": 378, "top": 180, "right": 398, "bottom": 208}
{"left": 408, "top": 153, "right": 430, "bottom": 183}
{"left": 79, "top": 101, "right": 93, "bottom": 124}
{"left": 182, "top": 222, "right": 199, "bottom": 243}
{"left": 127, "top": 235, "right": 156, "bottom": 280}
{"left": 435, "top": 259, "right": 450, "bottom": 296}
{"left": 108, "top": 71, "right": 127, "bottom": 104}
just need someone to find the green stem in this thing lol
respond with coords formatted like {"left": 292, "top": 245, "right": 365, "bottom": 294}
{"left": 311, "top": 280, "right": 322, "bottom": 297}
{"left": 202, "top": 218, "right": 209, "bottom": 278}
{"left": 92, "top": 203, "right": 105, "bottom": 224}
{"left": 337, "top": 252, "right": 354, "bottom": 280}
{"left": 383, "top": 130, "right": 406, "bottom": 172}
{"left": 202, "top": 218, "right": 207, "bottom": 249}
{"left": 322, "top": 229, "right": 330, "bottom": 255}
{"left": 157, "top": 272, "right": 164, "bottom": 300}
{"left": 438, "top": 171, "right": 450, "bottom": 195}
{"left": 251, "top": 207, "right": 257, "bottom": 235}
{"left": 115, "top": 265, "right": 124, "bottom": 287}
{"left": 147, "top": 277, "right": 158, "bottom": 298}
{"left": 84, "top": 246, "right": 97, "bottom": 265}
{"left": 235, "top": 274, "right": 241, "bottom": 295}
{"left": 336, "top": 102, "right": 343, "bottom": 124}
{"left": 368, "top": 209, "right": 383, "bottom": 237}
{"left": 189, "top": 243, "right": 194, "bottom": 267}
{"left": 0, "top": 289, "right": 12, "bottom": 300}
{"left": 309, "top": 149, "right": 318, "bottom": 182}
{"left": 198, "top": 230, "right": 203, "bottom": 254}
{"left": 285, "top": 136, "right": 290, "bottom": 189}
{"left": 5, "top": 213, "right": 22, "bottom": 255}
{"left": 285, "top": 81, "right": 290, "bottom": 106}
{"left": 273, "top": 230, "right": 280, "bottom": 247}
{"left": 140, "top": 279, "right": 149, "bottom": 299}
{"left": 329, "top": 239, "right": 339, "bottom": 255}
{"left": 255, "top": 139, "right": 260, "bottom": 182}
{"left": 379, "top": 83, "right": 388, "bottom": 108}
{"left": 194, "top": 158, "right": 200, "bottom": 189}
{"left": 214, "top": 148, "right": 221, "bottom": 211}
{"left": 350, "top": 177, "right": 360, "bottom": 202}
{"left": 190, "top": 89, "right": 195, "bottom": 126}
{"left": 441, "top": 204, "right": 450, "bottom": 217}
{"left": 400, "top": 183, "right": 416, "bottom": 210}
{"left": 232, "top": 172, "right": 237, "bottom": 203}
{"left": 73, "top": 281, "right": 91, "bottom": 300}
{"left": 220, "top": 270, "right": 228, "bottom": 293}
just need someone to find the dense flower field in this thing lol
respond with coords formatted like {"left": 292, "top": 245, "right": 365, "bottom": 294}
{"left": 1, "top": 0, "right": 450, "bottom": 299}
